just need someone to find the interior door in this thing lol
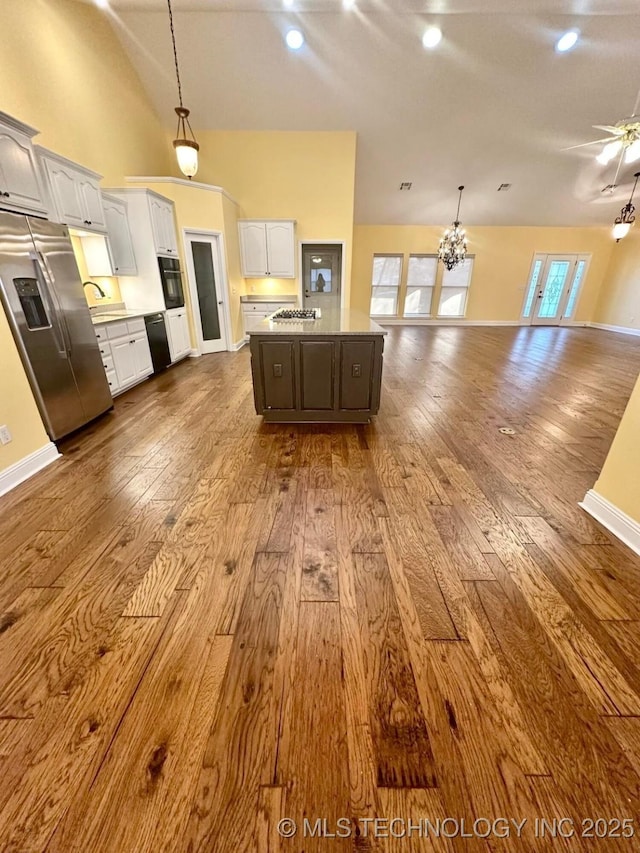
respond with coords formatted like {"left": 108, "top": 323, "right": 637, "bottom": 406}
{"left": 302, "top": 244, "right": 342, "bottom": 314}
{"left": 185, "top": 234, "right": 228, "bottom": 353}
{"left": 531, "top": 256, "right": 575, "bottom": 325}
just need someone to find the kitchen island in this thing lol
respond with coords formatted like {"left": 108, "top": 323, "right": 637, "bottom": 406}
{"left": 248, "top": 309, "right": 387, "bottom": 423}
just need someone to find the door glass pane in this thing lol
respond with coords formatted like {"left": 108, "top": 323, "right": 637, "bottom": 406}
{"left": 191, "top": 241, "right": 220, "bottom": 340}
{"left": 404, "top": 286, "right": 433, "bottom": 316}
{"left": 538, "top": 261, "right": 570, "bottom": 319}
{"left": 523, "top": 259, "right": 543, "bottom": 318}
{"left": 564, "top": 260, "right": 585, "bottom": 318}
{"left": 311, "top": 268, "right": 332, "bottom": 292}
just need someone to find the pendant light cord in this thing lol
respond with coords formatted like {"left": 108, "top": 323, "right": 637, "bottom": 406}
{"left": 455, "top": 186, "right": 464, "bottom": 223}
{"left": 167, "top": 0, "right": 183, "bottom": 109}
{"left": 629, "top": 171, "right": 640, "bottom": 204}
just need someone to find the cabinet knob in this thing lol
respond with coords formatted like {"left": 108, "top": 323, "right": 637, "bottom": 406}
{"left": 130, "top": 339, "right": 135, "bottom": 344}
{"left": 3, "top": 191, "right": 9, "bottom": 198}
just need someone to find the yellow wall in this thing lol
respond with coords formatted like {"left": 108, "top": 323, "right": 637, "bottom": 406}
{"left": 592, "top": 372, "right": 640, "bottom": 524}
{"left": 192, "top": 130, "right": 357, "bottom": 308}
{"left": 593, "top": 229, "right": 640, "bottom": 331}
{"left": 352, "top": 225, "right": 614, "bottom": 320}
{"left": 133, "top": 180, "right": 245, "bottom": 345}
{"left": 1, "top": 0, "right": 172, "bottom": 184}
{"left": 0, "top": 311, "right": 50, "bottom": 472}
{"left": 0, "top": 0, "right": 170, "bottom": 479}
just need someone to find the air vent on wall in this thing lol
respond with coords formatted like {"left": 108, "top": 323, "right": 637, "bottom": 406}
{"left": 497, "top": 183, "right": 512, "bottom": 191}
{"left": 399, "top": 182, "right": 412, "bottom": 190}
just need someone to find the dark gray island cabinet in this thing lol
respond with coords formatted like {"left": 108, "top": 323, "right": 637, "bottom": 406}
{"left": 248, "top": 311, "right": 387, "bottom": 423}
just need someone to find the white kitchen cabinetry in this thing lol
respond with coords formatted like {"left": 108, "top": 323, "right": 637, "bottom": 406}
{"left": 106, "top": 188, "right": 180, "bottom": 313}
{"left": 94, "top": 317, "right": 153, "bottom": 395}
{"left": 150, "top": 195, "right": 178, "bottom": 256}
{"left": 35, "top": 147, "right": 107, "bottom": 233}
{"left": 238, "top": 220, "right": 295, "bottom": 278}
{"left": 102, "top": 193, "right": 137, "bottom": 276}
{"left": 241, "top": 299, "right": 298, "bottom": 339}
{"left": 0, "top": 112, "right": 47, "bottom": 216}
{"left": 166, "top": 308, "right": 191, "bottom": 362}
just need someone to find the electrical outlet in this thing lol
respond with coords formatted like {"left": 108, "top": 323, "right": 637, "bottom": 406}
{"left": 0, "top": 425, "right": 12, "bottom": 445}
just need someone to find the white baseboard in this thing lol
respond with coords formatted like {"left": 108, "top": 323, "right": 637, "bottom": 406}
{"left": 373, "top": 318, "right": 524, "bottom": 326}
{"left": 0, "top": 442, "right": 61, "bottom": 498}
{"left": 580, "top": 489, "right": 640, "bottom": 556}
{"left": 587, "top": 322, "right": 640, "bottom": 337}
{"left": 230, "top": 339, "right": 246, "bottom": 351}
{"left": 188, "top": 348, "right": 201, "bottom": 358}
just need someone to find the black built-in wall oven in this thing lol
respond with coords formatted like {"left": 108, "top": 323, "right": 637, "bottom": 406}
{"left": 158, "top": 256, "right": 185, "bottom": 309}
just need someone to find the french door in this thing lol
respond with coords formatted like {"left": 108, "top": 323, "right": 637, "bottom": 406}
{"left": 522, "top": 254, "right": 590, "bottom": 326}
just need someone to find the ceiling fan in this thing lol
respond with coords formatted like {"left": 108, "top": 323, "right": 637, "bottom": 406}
{"left": 565, "top": 90, "right": 640, "bottom": 184}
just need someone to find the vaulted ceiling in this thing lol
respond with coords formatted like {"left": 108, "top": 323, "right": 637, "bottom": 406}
{"left": 95, "top": 0, "right": 640, "bottom": 226}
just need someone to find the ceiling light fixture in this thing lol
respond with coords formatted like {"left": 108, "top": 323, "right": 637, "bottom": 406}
{"left": 612, "top": 171, "right": 640, "bottom": 242}
{"left": 167, "top": 0, "right": 199, "bottom": 179}
{"left": 285, "top": 29, "right": 305, "bottom": 50}
{"left": 555, "top": 30, "right": 579, "bottom": 53}
{"left": 422, "top": 27, "right": 442, "bottom": 49}
{"left": 438, "top": 185, "right": 468, "bottom": 271}
{"left": 342, "top": 0, "right": 356, "bottom": 8}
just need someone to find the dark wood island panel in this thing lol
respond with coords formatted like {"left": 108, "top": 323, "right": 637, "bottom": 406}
{"left": 248, "top": 313, "right": 386, "bottom": 423}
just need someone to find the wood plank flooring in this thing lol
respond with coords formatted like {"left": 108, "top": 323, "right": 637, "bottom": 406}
{"left": 1, "top": 326, "right": 640, "bottom": 851}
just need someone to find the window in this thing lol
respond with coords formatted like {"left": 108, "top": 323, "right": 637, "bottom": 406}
{"left": 564, "top": 259, "right": 586, "bottom": 318}
{"left": 370, "top": 254, "right": 402, "bottom": 316}
{"left": 522, "top": 257, "right": 543, "bottom": 319}
{"left": 437, "top": 257, "right": 474, "bottom": 317}
{"left": 404, "top": 255, "right": 437, "bottom": 317}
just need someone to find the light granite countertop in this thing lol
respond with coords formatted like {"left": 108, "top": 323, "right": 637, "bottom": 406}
{"left": 240, "top": 294, "right": 298, "bottom": 303}
{"left": 247, "top": 309, "right": 387, "bottom": 336}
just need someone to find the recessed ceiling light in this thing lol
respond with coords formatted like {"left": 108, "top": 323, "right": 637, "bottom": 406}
{"left": 556, "top": 30, "right": 579, "bottom": 53}
{"left": 94, "top": 0, "right": 110, "bottom": 7}
{"left": 283, "top": 0, "right": 294, "bottom": 8}
{"left": 285, "top": 29, "right": 305, "bottom": 50}
{"left": 422, "top": 27, "right": 442, "bottom": 49}
{"left": 342, "top": 0, "right": 356, "bottom": 8}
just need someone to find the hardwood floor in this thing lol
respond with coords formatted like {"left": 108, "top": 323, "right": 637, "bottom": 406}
{"left": 1, "top": 326, "right": 640, "bottom": 851}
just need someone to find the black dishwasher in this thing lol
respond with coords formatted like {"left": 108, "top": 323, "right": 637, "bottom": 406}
{"left": 144, "top": 313, "right": 172, "bottom": 373}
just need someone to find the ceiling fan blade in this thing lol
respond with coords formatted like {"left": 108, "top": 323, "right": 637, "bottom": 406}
{"left": 562, "top": 137, "right": 615, "bottom": 151}
{"left": 592, "top": 125, "right": 625, "bottom": 135}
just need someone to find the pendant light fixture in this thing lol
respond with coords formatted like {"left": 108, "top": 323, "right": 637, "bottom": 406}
{"left": 167, "top": 0, "right": 199, "bottom": 179}
{"left": 612, "top": 171, "right": 640, "bottom": 242}
{"left": 438, "top": 185, "right": 468, "bottom": 270}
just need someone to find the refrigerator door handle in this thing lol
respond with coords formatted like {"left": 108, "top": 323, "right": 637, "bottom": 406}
{"left": 29, "top": 252, "right": 70, "bottom": 358}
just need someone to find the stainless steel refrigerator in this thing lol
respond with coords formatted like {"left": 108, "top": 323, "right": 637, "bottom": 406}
{"left": 0, "top": 211, "right": 112, "bottom": 440}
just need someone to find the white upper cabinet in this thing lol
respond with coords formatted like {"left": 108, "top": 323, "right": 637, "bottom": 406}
{"left": 149, "top": 195, "right": 178, "bottom": 256}
{"left": 0, "top": 113, "right": 47, "bottom": 216}
{"left": 238, "top": 220, "right": 295, "bottom": 278}
{"left": 102, "top": 193, "right": 137, "bottom": 276}
{"left": 35, "top": 147, "right": 107, "bottom": 233}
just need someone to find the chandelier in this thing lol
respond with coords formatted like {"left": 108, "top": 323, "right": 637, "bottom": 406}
{"left": 438, "top": 185, "right": 468, "bottom": 271}
{"left": 167, "top": 0, "right": 200, "bottom": 179}
{"left": 613, "top": 171, "right": 640, "bottom": 242}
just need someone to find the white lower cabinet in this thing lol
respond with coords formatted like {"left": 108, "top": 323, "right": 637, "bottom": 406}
{"left": 166, "top": 308, "right": 191, "bottom": 362}
{"left": 94, "top": 317, "right": 153, "bottom": 396}
{"left": 241, "top": 301, "right": 298, "bottom": 338}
